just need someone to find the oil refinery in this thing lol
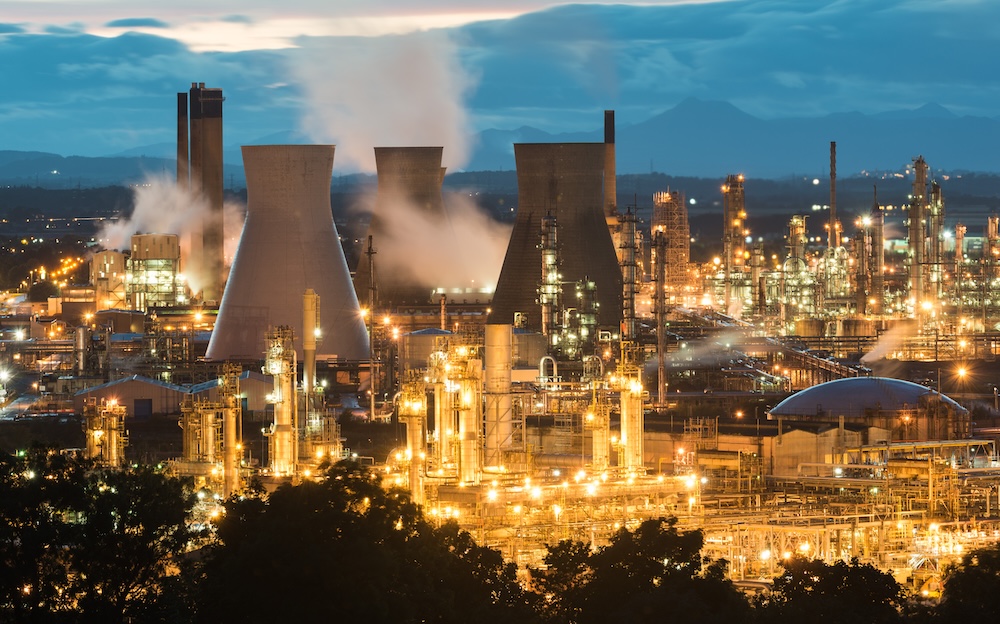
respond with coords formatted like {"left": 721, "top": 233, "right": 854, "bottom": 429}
{"left": 5, "top": 85, "right": 1000, "bottom": 596}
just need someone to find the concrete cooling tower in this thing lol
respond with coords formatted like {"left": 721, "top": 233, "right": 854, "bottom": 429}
{"left": 207, "top": 145, "right": 369, "bottom": 362}
{"left": 353, "top": 146, "right": 447, "bottom": 308}
{"left": 488, "top": 143, "right": 622, "bottom": 332}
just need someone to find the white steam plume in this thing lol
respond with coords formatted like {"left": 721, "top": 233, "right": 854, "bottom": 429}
{"left": 356, "top": 187, "right": 511, "bottom": 292}
{"left": 95, "top": 174, "right": 246, "bottom": 295}
{"left": 860, "top": 320, "right": 916, "bottom": 365}
{"left": 293, "top": 30, "right": 477, "bottom": 173}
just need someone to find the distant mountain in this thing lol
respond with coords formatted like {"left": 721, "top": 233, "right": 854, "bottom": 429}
{"left": 465, "top": 99, "right": 1000, "bottom": 177}
{"left": 3, "top": 100, "right": 1000, "bottom": 186}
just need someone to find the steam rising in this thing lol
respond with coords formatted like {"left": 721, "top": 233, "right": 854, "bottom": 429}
{"left": 293, "top": 30, "right": 476, "bottom": 173}
{"left": 96, "top": 174, "right": 245, "bottom": 295}
{"left": 358, "top": 188, "right": 511, "bottom": 292}
{"left": 860, "top": 320, "right": 916, "bottom": 364}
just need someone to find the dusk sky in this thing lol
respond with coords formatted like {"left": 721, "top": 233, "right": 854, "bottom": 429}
{"left": 1, "top": 0, "right": 997, "bottom": 171}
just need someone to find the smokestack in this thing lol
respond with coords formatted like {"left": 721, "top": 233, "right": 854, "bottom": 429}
{"left": 909, "top": 156, "right": 928, "bottom": 312}
{"left": 488, "top": 143, "right": 622, "bottom": 332}
{"left": 180, "top": 83, "right": 225, "bottom": 302}
{"left": 207, "top": 145, "right": 369, "bottom": 362}
{"left": 176, "top": 93, "right": 189, "bottom": 190}
{"left": 604, "top": 110, "right": 617, "bottom": 221}
{"left": 829, "top": 141, "right": 837, "bottom": 249}
{"left": 353, "top": 146, "right": 447, "bottom": 308}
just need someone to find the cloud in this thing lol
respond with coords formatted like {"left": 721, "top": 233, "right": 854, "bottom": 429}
{"left": 0, "top": 23, "right": 25, "bottom": 34}
{"left": 105, "top": 18, "right": 170, "bottom": 29}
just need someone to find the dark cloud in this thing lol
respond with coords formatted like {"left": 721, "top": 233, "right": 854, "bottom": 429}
{"left": 221, "top": 15, "right": 254, "bottom": 24}
{"left": 0, "top": 0, "right": 997, "bottom": 158}
{"left": 105, "top": 18, "right": 170, "bottom": 29}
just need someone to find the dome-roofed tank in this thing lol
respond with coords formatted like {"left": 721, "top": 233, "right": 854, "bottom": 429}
{"left": 769, "top": 377, "right": 968, "bottom": 441}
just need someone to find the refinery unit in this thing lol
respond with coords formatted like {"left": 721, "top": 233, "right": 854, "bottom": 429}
{"left": 6, "top": 85, "right": 1000, "bottom": 594}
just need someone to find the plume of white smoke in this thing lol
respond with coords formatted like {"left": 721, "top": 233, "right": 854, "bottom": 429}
{"left": 95, "top": 174, "right": 246, "bottom": 295}
{"left": 860, "top": 320, "right": 916, "bottom": 364}
{"left": 292, "top": 30, "right": 477, "bottom": 173}
{"left": 354, "top": 187, "right": 511, "bottom": 292}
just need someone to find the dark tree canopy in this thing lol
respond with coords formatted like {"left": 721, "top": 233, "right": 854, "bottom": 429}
{"left": 756, "top": 555, "right": 907, "bottom": 624}
{"left": 0, "top": 447, "right": 200, "bottom": 623}
{"left": 197, "top": 460, "right": 536, "bottom": 624}
{"left": 530, "top": 517, "right": 749, "bottom": 624}
{"left": 936, "top": 542, "right": 1000, "bottom": 622}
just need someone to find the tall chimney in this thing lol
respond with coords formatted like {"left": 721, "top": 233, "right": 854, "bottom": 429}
{"left": 188, "top": 83, "right": 225, "bottom": 303}
{"left": 829, "top": 141, "right": 837, "bottom": 249}
{"left": 176, "top": 93, "right": 189, "bottom": 190}
{"left": 604, "top": 110, "right": 617, "bottom": 222}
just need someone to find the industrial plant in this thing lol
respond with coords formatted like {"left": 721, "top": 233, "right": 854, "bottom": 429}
{"left": 5, "top": 83, "right": 1000, "bottom": 597}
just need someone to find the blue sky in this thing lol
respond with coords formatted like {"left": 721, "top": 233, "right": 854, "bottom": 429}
{"left": 1, "top": 0, "right": 997, "bottom": 171}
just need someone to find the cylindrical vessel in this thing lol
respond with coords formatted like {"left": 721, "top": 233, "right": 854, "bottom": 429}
{"left": 483, "top": 324, "right": 513, "bottom": 470}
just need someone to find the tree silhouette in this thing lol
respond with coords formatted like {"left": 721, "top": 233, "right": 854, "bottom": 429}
{"left": 756, "top": 555, "right": 906, "bottom": 624}
{"left": 0, "top": 447, "right": 200, "bottom": 623}
{"left": 530, "top": 517, "right": 749, "bottom": 624}
{"left": 197, "top": 460, "right": 536, "bottom": 624}
{"left": 935, "top": 542, "right": 1000, "bottom": 622}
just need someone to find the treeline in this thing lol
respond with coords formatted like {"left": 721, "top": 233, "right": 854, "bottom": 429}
{"left": 1, "top": 448, "right": 997, "bottom": 623}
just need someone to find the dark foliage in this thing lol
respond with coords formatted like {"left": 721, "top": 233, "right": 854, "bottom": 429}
{"left": 935, "top": 542, "right": 1000, "bottom": 623}
{"left": 755, "top": 555, "right": 907, "bottom": 624}
{"left": 0, "top": 447, "right": 200, "bottom": 623}
{"left": 530, "top": 517, "right": 750, "bottom": 624}
{"left": 197, "top": 460, "right": 537, "bottom": 624}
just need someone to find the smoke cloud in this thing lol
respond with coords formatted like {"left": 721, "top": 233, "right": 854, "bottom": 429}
{"left": 95, "top": 174, "right": 246, "bottom": 295}
{"left": 860, "top": 320, "right": 916, "bottom": 365}
{"left": 355, "top": 187, "right": 511, "bottom": 293}
{"left": 293, "top": 30, "right": 477, "bottom": 173}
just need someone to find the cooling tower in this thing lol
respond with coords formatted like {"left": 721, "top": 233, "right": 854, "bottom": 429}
{"left": 353, "top": 146, "right": 447, "bottom": 308}
{"left": 207, "top": 145, "right": 369, "bottom": 362}
{"left": 488, "top": 143, "right": 622, "bottom": 332}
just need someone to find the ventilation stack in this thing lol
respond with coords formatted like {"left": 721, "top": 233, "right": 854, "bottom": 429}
{"left": 207, "top": 145, "right": 369, "bottom": 362}
{"left": 177, "top": 83, "right": 225, "bottom": 302}
{"left": 604, "top": 110, "right": 617, "bottom": 225}
{"left": 488, "top": 143, "right": 622, "bottom": 333}
{"left": 353, "top": 146, "right": 447, "bottom": 308}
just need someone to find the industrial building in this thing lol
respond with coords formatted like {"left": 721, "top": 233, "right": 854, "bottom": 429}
{"left": 8, "top": 88, "right": 1000, "bottom": 594}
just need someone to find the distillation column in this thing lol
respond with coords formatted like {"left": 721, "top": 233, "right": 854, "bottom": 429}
{"left": 618, "top": 345, "right": 645, "bottom": 473}
{"left": 430, "top": 350, "right": 454, "bottom": 468}
{"left": 265, "top": 326, "right": 297, "bottom": 477}
{"left": 483, "top": 324, "right": 513, "bottom": 471}
{"left": 221, "top": 363, "right": 242, "bottom": 497}
{"left": 398, "top": 380, "right": 426, "bottom": 505}
{"left": 909, "top": 157, "right": 929, "bottom": 312}
{"left": 653, "top": 230, "right": 667, "bottom": 406}
{"left": 929, "top": 181, "right": 945, "bottom": 300}
{"left": 457, "top": 356, "right": 483, "bottom": 484}
{"left": 620, "top": 209, "right": 638, "bottom": 341}
{"left": 871, "top": 188, "right": 885, "bottom": 314}
{"left": 722, "top": 175, "right": 747, "bottom": 309}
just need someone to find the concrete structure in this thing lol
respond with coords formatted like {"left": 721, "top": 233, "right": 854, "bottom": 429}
{"left": 489, "top": 143, "right": 622, "bottom": 334}
{"left": 178, "top": 83, "right": 225, "bottom": 302}
{"left": 353, "top": 146, "right": 447, "bottom": 308}
{"left": 207, "top": 145, "right": 369, "bottom": 362}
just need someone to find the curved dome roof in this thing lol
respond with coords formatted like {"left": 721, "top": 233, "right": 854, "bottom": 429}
{"left": 770, "top": 377, "right": 967, "bottom": 419}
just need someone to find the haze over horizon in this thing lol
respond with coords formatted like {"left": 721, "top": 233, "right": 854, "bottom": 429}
{"left": 1, "top": 0, "right": 998, "bottom": 176}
